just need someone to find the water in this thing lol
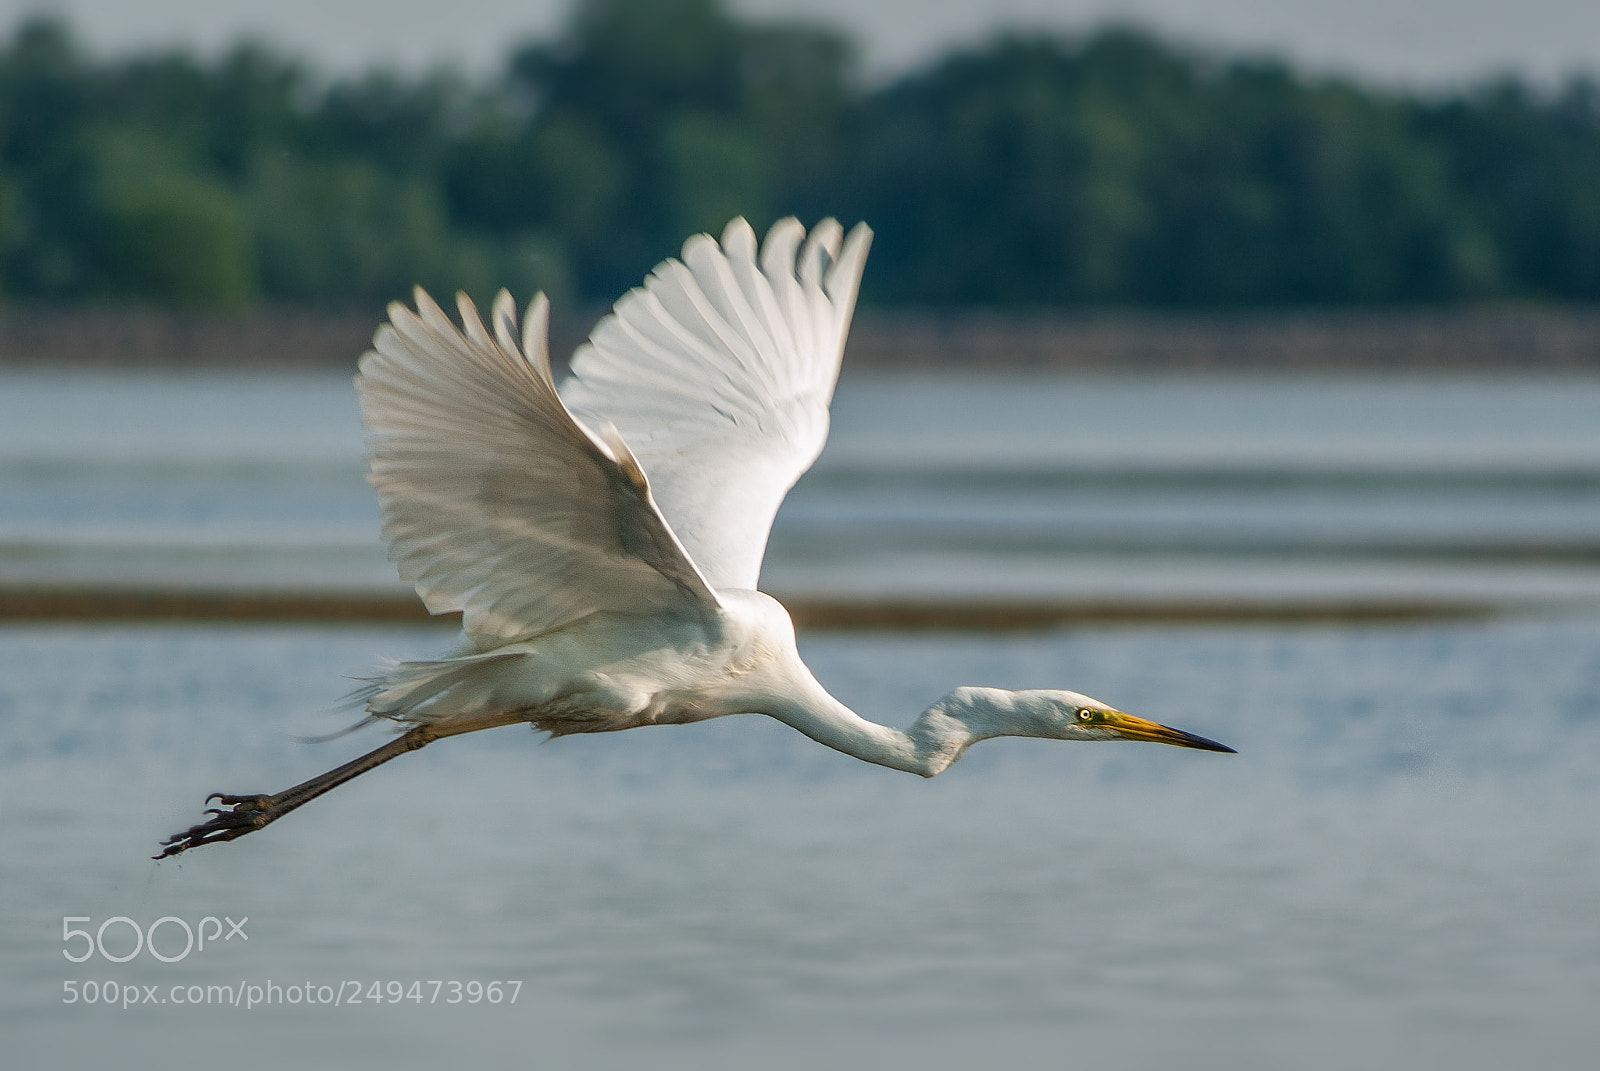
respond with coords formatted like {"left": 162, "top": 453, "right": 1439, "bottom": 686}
{"left": 3, "top": 620, "right": 1599, "bottom": 1069}
{"left": 9, "top": 370, "right": 1600, "bottom": 605}
{"left": 3, "top": 370, "right": 1600, "bottom": 1068}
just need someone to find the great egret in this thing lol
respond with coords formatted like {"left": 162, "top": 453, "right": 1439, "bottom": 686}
{"left": 158, "top": 217, "right": 1232, "bottom": 858}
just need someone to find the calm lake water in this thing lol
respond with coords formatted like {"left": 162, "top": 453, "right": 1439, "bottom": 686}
{"left": 3, "top": 371, "right": 1600, "bottom": 1069}
{"left": 4, "top": 620, "right": 1600, "bottom": 1070}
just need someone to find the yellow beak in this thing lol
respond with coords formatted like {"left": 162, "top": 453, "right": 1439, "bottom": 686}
{"left": 1102, "top": 710, "right": 1236, "bottom": 753}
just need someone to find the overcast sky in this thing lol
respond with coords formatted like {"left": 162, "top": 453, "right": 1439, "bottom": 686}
{"left": 4, "top": 0, "right": 1599, "bottom": 87}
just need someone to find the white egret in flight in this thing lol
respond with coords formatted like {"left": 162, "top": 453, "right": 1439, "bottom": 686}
{"left": 158, "top": 217, "right": 1232, "bottom": 858}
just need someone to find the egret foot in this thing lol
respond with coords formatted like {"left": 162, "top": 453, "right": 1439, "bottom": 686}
{"left": 156, "top": 795, "right": 277, "bottom": 857}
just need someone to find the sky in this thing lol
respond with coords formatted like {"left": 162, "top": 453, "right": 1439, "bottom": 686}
{"left": 3, "top": 0, "right": 1599, "bottom": 88}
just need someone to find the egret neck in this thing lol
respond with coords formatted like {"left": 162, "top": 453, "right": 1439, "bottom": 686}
{"left": 741, "top": 668, "right": 1027, "bottom": 778}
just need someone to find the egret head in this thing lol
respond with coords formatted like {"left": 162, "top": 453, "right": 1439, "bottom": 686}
{"left": 1023, "top": 689, "right": 1236, "bottom": 752}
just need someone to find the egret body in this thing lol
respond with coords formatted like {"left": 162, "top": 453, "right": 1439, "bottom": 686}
{"left": 159, "top": 218, "right": 1231, "bottom": 858}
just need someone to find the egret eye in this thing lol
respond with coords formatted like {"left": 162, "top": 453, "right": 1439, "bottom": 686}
{"left": 1075, "top": 708, "right": 1094, "bottom": 722}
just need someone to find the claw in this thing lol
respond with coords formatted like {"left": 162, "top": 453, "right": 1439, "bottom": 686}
{"left": 155, "top": 794, "right": 278, "bottom": 859}
{"left": 208, "top": 793, "right": 270, "bottom": 809}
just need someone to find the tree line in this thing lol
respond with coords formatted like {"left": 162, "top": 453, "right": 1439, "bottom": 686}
{"left": 0, "top": 0, "right": 1596, "bottom": 311}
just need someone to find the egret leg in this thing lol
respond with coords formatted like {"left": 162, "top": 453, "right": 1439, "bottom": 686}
{"left": 155, "top": 710, "right": 531, "bottom": 859}
{"left": 155, "top": 725, "right": 441, "bottom": 858}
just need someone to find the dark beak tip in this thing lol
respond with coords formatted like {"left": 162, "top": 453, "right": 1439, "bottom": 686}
{"left": 1179, "top": 731, "right": 1236, "bottom": 754}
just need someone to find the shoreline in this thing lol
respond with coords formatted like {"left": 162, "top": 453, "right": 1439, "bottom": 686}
{"left": 2, "top": 305, "right": 1600, "bottom": 371}
{"left": 0, "top": 584, "right": 1528, "bottom": 628}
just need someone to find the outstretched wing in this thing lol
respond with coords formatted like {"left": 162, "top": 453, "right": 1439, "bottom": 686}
{"left": 560, "top": 217, "right": 872, "bottom": 591}
{"left": 356, "top": 288, "right": 719, "bottom": 647}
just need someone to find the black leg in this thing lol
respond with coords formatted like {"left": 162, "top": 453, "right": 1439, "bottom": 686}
{"left": 155, "top": 725, "right": 438, "bottom": 858}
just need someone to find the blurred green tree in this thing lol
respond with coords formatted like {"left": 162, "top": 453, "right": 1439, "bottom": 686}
{"left": 0, "top": 7, "right": 1596, "bottom": 310}
{"left": 497, "top": 0, "right": 854, "bottom": 295}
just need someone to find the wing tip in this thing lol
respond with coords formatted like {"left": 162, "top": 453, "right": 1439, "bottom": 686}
{"left": 413, "top": 285, "right": 445, "bottom": 319}
{"left": 720, "top": 217, "right": 758, "bottom": 261}
{"left": 456, "top": 290, "right": 495, "bottom": 348}
{"left": 797, "top": 219, "right": 843, "bottom": 288}
{"left": 521, "top": 291, "right": 554, "bottom": 381}
{"left": 827, "top": 222, "right": 874, "bottom": 299}
{"left": 491, "top": 289, "right": 517, "bottom": 351}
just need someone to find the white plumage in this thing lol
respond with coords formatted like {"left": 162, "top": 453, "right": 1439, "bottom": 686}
{"left": 563, "top": 218, "right": 865, "bottom": 592}
{"left": 158, "top": 217, "right": 1231, "bottom": 859}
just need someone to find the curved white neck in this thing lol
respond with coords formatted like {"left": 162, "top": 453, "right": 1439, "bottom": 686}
{"left": 742, "top": 670, "right": 1031, "bottom": 778}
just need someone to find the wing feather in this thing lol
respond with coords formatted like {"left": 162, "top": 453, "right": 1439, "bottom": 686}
{"left": 562, "top": 217, "right": 872, "bottom": 591}
{"left": 357, "top": 288, "right": 719, "bottom": 648}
